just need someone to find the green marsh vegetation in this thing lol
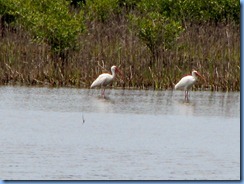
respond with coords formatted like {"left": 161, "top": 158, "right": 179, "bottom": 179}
{"left": 0, "top": 0, "right": 240, "bottom": 91}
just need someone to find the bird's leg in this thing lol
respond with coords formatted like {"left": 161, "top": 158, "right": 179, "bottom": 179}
{"left": 186, "top": 91, "right": 189, "bottom": 101}
{"left": 184, "top": 90, "right": 189, "bottom": 102}
{"left": 101, "top": 88, "right": 105, "bottom": 98}
{"left": 101, "top": 89, "right": 103, "bottom": 96}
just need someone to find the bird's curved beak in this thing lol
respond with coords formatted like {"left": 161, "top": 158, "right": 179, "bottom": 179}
{"left": 116, "top": 68, "right": 124, "bottom": 80}
{"left": 196, "top": 72, "right": 206, "bottom": 83}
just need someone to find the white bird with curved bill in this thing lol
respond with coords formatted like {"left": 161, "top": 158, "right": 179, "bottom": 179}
{"left": 90, "top": 65, "right": 122, "bottom": 97}
{"left": 175, "top": 70, "right": 205, "bottom": 100}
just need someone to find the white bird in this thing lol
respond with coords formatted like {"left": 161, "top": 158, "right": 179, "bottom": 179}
{"left": 175, "top": 70, "right": 205, "bottom": 100}
{"left": 90, "top": 65, "right": 122, "bottom": 97}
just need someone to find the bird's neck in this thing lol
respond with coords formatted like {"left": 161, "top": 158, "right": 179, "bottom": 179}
{"left": 111, "top": 70, "right": 116, "bottom": 79}
{"left": 192, "top": 73, "right": 198, "bottom": 80}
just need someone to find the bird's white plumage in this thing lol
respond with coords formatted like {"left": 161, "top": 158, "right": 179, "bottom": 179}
{"left": 175, "top": 75, "right": 196, "bottom": 90}
{"left": 90, "top": 65, "right": 120, "bottom": 97}
{"left": 90, "top": 73, "right": 113, "bottom": 88}
{"left": 175, "top": 70, "right": 204, "bottom": 100}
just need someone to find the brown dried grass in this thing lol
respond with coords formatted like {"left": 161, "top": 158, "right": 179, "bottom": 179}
{"left": 0, "top": 18, "right": 240, "bottom": 91}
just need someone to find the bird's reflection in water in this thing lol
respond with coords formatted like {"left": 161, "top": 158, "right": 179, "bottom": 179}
{"left": 176, "top": 99, "right": 196, "bottom": 116}
{"left": 97, "top": 95, "right": 115, "bottom": 103}
{"left": 183, "top": 98, "right": 190, "bottom": 104}
{"left": 97, "top": 95, "right": 112, "bottom": 102}
{"left": 93, "top": 95, "right": 117, "bottom": 114}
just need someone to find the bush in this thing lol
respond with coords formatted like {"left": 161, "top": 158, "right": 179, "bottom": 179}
{"left": 130, "top": 0, "right": 184, "bottom": 64}
{"left": 22, "top": 0, "right": 84, "bottom": 54}
{"left": 131, "top": 12, "right": 183, "bottom": 59}
{"left": 1, "top": 0, "right": 85, "bottom": 62}
{"left": 84, "top": 0, "right": 119, "bottom": 22}
{"left": 158, "top": 0, "right": 240, "bottom": 24}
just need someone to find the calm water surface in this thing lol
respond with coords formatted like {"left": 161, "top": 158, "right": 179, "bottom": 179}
{"left": 0, "top": 86, "right": 240, "bottom": 180}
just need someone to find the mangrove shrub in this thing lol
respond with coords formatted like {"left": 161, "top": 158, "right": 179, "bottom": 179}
{"left": 1, "top": 0, "right": 85, "bottom": 62}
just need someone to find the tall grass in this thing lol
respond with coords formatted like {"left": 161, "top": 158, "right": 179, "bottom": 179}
{"left": 0, "top": 15, "right": 240, "bottom": 91}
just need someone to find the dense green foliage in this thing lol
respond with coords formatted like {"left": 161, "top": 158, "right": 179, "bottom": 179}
{"left": 0, "top": 0, "right": 239, "bottom": 58}
{"left": 136, "top": 0, "right": 239, "bottom": 23}
{"left": 84, "top": 0, "right": 119, "bottom": 22}
{"left": 130, "top": 11, "right": 183, "bottom": 62}
{"left": 0, "top": 0, "right": 85, "bottom": 57}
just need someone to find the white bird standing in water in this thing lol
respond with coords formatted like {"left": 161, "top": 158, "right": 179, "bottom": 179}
{"left": 90, "top": 65, "right": 122, "bottom": 97}
{"left": 175, "top": 70, "right": 205, "bottom": 100}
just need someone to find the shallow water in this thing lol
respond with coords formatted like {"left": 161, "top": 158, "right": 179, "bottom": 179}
{"left": 0, "top": 86, "right": 240, "bottom": 180}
